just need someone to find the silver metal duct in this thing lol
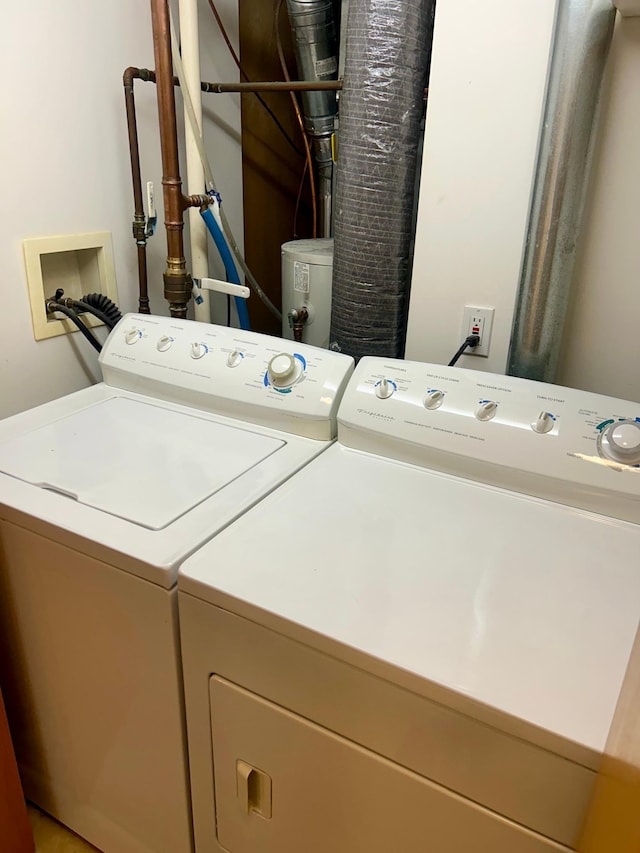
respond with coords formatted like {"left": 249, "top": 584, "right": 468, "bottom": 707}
{"left": 507, "top": 0, "right": 616, "bottom": 382}
{"left": 286, "top": 0, "right": 338, "bottom": 236}
{"left": 329, "top": 0, "right": 435, "bottom": 360}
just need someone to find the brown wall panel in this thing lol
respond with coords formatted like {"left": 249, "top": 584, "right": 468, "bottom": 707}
{"left": 239, "top": 0, "right": 312, "bottom": 335}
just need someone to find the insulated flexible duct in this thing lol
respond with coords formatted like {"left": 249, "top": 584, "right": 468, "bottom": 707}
{"left": 329, "top": 0, "right": 434, "bottom": 360}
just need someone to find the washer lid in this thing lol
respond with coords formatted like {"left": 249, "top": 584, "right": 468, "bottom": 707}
{"left": 0, "top": 397, "right": 284, "bottom": 530}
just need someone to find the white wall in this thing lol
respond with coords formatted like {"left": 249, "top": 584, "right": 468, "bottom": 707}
{"left": 405, "top": 0, "right": 556, "bottom": 374}
{"left": 406, "top": 2, "right": 640, "bottom": 404}
{"left": 0, "top": 0, "right": 242, "bottom": 420}
{"left": 557, "top": 15, "right": 640, "bottom": 402}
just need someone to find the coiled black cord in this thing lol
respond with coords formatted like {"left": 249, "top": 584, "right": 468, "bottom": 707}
{"left": 71, "top": 292, "right": 122, "bottom": 329}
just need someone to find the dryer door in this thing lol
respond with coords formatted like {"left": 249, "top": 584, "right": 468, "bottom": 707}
{"left": 209, "top": 676, "right": 567, "bottom": 853}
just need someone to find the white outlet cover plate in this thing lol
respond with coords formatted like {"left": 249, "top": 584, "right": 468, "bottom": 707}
{"left": 24, "top": 231, "right": 119, "bottom": 341}
{"left": 461, "top": 306, "right": 495, "bottom": 358}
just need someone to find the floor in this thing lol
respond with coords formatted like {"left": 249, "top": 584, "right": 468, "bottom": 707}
{"left": 27, "top": 804, "right": 100, "bottom": 853}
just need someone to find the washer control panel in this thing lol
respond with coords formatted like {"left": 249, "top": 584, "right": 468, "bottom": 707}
{"left": 338, "top": 357, "right": 640, "bottom": 524}
{"left": 99, "top": 315, "right": 354, "bottom": 440}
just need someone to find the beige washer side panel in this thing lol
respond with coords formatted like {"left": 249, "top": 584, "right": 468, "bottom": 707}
{"left": 178, "top": 594, "right": 594, "bottom": 851}
{"left": 0, "top": 519, "right": 193, "bottom": 853}
{"left": 210, "top": 676, "right": 569, "bottom": 853}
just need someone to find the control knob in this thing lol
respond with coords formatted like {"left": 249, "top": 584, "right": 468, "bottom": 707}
{"left": 597, "top": 419, "right": 640, "bottom": 466}
{"left": 191, "top": 342, "right": 208, "bottom": 360}
{"left": 375, "top": 378, "right": 395, "bottom": 400}
{"left": 424, "top": 389, "right": 444, "bottom": 410}
{"left": 531, "top": 411, "right": 554, "bottom": 434}
{"left": 157, "top": 335, "right": 174, "bottom": 352}
{"left": 226, "top": 350, "right": 244, "bottom": 368}
{"left": 475, "top": 400, "right": 498, "bottom": 421}
{"left": 125, "top": 328, "right": 142, "bottom": 345}
{"left": 267, "top": 352, "right": 299, "bottom": 388}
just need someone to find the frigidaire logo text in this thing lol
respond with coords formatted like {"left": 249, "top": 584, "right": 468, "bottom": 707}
{"left": 357, "top": 408, "right": 394, "bottom": 420}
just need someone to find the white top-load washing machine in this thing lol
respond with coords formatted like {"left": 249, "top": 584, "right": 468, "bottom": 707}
{"left": 179, "top": 357, "right": 640, "bottom": 853}
{"left": 0, "top": 313, "right": 353, "bottom": 853}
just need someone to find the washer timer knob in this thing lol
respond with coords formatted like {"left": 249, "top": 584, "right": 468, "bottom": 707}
{"left": 268, "top": 353, "right": 297, "bottom": 387}
{"left": 597, "top": 419, "right": 640, "bottom": 465}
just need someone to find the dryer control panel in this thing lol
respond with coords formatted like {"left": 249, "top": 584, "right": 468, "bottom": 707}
{"left": 338, "top": 357, "right": 640, "bottom": 524}
{"left": 100, "top": 315, "right": 354, "bottom": 441}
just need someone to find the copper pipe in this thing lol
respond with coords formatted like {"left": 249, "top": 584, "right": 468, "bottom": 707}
{"left": 153, "top": 74, "right": 424, "bottom": 96}
{"left": 130, "top": 67, "right": 342, "bottom": 93}
{"left": 123, "top": 67, "right": 153, "bottom": 314}
{"left": 201, "top": 80, "right": 342, "bottom": 93}
{"left": 136, "top": 244, "right": 150, "bottom": 314}
{"left": 150, "top": 0, "right": 192, "bottom": 318}
{"left": 123, "top": 66, "right": 341, "bottom": 317}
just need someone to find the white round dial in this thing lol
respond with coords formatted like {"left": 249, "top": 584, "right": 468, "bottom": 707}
{"left": 157, "top": 335, "right": 173, "bottom": 352}
{"left": 597, "top": 420, "right": 640, "bottom": 465}
{"left": 267, "top": 353, "right": 301, "bottom": 388}
{"left": 424, "top": 389, "right": 444, "bottom": 410}
{"left": 191, "top": 342, "right": 208, "bottom": 360}
{"left": 531, "top": 411, "right": 554, "bottom": 434}
{"left": 226, "top": 350, "right": 243, "bottom": 368}
{"left": 475, "top": 400, "right": 498, "bottom": 421}
{"left": 125, "top": 328, "right": 142, "bottom": 345}
{"left": 375, "top": 378, "right": 395, "bottom": 399}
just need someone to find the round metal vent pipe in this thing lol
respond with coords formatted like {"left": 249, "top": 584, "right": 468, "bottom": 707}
{"left": 507, "top": 0, "right": 616, "bottom": 382}
{"left": 286, "top": 0, "right": 339, "bottom": 236}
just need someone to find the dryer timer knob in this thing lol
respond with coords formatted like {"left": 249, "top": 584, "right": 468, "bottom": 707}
{"left": 597, "top": 419, "right": 640, "bottom": 466}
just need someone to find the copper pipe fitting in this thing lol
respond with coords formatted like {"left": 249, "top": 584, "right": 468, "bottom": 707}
{"left": 183, "top": 194, "right": 213, "bottom": 210}
{"left": 150, "top": 0, "right": 191, "bottom": 317}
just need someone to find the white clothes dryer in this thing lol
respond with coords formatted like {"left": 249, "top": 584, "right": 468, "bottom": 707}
{"left": 0, "top": 313, "right": 353, "bottom": 853}
{"left": 179, "top": 356, "right": 640, "bottom": 853}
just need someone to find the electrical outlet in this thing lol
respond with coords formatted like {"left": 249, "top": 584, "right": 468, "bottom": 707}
{"left": 462, "top": 306, "right": 494, "bottom": 357}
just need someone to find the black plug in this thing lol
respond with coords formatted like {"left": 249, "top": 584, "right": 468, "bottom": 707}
{"left": 448, "top": 334, "right": 481, "bottom": 367}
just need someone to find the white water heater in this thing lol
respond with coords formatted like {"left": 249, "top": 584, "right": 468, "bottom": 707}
{"left": 281, "top": 238, "right": 333, "bottom": 348}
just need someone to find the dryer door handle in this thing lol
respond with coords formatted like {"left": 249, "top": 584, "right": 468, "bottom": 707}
{"left": 236, "top": 760, "right": 272, "bottom": 819}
